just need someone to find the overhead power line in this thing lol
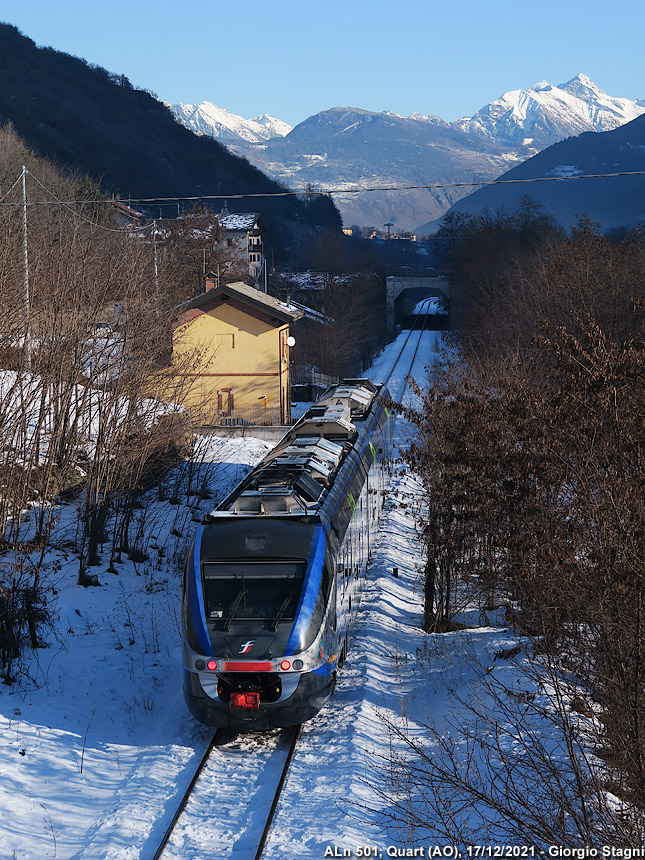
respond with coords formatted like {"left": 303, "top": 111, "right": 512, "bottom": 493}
{"left": 1, "top": 167, "right": 644, "bottom": 217}
{"left": 124, "top": 169, "right": 641, "bottom": 201}
{"left": 24, "top": 168, "right": 152, "bottom": 233}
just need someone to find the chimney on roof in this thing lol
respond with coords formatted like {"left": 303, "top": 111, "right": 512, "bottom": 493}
{"left": 204, "top": 271, "right": 218, "bottom": 292}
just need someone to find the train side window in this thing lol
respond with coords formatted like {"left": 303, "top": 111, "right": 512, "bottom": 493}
{"left": 321, "top": 561, "right": 331, "bottom": 597}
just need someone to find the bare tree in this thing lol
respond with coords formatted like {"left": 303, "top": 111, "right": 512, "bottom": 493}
{"left": 399, "top": 219, "right": 645, "bottom": 820}
{"left": 0, "top": 129, "right": 207, "bottom": 677}
{"left": 370, "top": 649, "right": 644, "bottom": 849}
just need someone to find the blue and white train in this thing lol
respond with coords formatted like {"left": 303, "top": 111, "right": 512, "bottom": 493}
{"left": 182, "top": 378, "right": 393, "bottom": 730}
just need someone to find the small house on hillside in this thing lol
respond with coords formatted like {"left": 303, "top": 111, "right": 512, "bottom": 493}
{"left": 217, "top": 211, "right": 265, "bottom": 284}
{"left": 170, "top": 276, "right": 303, "bottom": 425}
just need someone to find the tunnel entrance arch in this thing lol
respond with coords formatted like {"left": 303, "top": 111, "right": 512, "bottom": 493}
{"left": 386, "top": 270, "right": 450, "bottom": 335}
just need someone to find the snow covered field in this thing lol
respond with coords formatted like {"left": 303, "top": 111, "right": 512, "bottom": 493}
{"left": 0, "top": 331, "right": 566, "bottom": 859}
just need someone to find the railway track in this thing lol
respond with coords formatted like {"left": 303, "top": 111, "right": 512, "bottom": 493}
{"left": 152, "top": 726, "right": 300, "bottom": 860}
{"left": 378, "top": 298, "right": 434, "bottom": 397}
{"left": 147, "top": 320, "right": 433, "bottom": 860}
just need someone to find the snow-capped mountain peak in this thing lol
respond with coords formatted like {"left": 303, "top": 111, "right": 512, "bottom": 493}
{"left": 456, "top": 75, "right": 645, "bottom": 148}
{"left": 561, "top": 72, "right": 600, "bottom": 92}
{"left": 170, "top": 101, "right": 292, "bottom": 144}
{"left": 252, "top": 114, "right": 293, "bottom": 138}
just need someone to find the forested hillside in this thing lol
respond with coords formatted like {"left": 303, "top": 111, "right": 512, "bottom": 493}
{"left": 0, "top": 23, "right": 341, "bottom": 259}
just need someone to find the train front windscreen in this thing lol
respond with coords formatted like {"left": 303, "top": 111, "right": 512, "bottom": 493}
{"left": 202, "top": 562, "right": 306, "bottom": 628}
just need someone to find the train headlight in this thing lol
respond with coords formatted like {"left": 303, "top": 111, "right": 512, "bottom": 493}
{"left": 292, "top": 659, "right": 304, "bottom": 670}
{"left": 280, "top": 660, "right": 291, "bottom": 671}
{"left": 195, "top": 659, "right": 206, "bottom": 670}
{"left": 207, "top": 660, "right": 218, "bottom": 671}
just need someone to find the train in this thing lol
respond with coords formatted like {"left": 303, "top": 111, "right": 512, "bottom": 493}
{"left": 182, "top": 378, "right": 393, "bottom": 730}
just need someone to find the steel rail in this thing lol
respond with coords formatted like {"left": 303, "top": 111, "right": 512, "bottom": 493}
{"left": 380, "top": 298, "right": 433, "bottom": 394}
{"left": 253, "top": 724, "right": 301, "bottom": 860}
{"left": 150, "top": 729, "right": 219, "bottom": 860}
{"left": 150, "top": 725, "right": 300, "bottom": 860}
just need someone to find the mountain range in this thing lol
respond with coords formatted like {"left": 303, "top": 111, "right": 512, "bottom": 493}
{"left": 455, "top": 75, "right": 645, "bottom": 148}
{"left": 1, "top": 19, "right": 642, "bottom": 238}
{"left": 172, "top": 75, "right": 645, "bottom": 231}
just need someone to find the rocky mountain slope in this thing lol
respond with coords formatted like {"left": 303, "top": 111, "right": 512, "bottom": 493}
{"left": 227, "top": 106, "right": 518, "bottom": 231}
{"left": 456, "top": 74, "right": 645, "bottom": 149}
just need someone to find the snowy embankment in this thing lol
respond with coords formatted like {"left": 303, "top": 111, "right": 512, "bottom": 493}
{"left": 1, "top": 331, "right": 580, "bottom": 858}
{"left": 0, "top": 436, "right": 271, "bottom": 860}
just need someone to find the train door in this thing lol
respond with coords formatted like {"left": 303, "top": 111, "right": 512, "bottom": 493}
{"left": 363, "top": 476, "right": 370, "bottom": 564}
{"left": 327, "top": 561, "right": 336, "bottom": 632}
{"left": 337, "top": 528, "right": 352, "bottom": 645}
{"left": 377, "top": 437, "right": 386, "bottom": 514}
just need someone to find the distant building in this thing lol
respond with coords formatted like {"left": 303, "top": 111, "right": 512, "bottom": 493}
{"left": 111, "top": 201, "right": 145, "bottom": 227}
{"left": 168, "top": 276, "right": 303, "bottom": 425}
{"left": 216, "top": 211, "right": 266, "bottom": 285}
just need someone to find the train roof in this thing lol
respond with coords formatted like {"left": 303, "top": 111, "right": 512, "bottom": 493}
{"left": 210, "top": 379, "right": 384, "bottom": 519}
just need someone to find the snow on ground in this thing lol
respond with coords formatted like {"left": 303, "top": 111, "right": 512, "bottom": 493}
{"left": 413, "top": 298, "right": 448, "bottom": 315}
{"left": 0, "top": 331, "right": 570, "bottom": 858}
{"left": 0, "top": 435, "right": 271, "bottom": 860}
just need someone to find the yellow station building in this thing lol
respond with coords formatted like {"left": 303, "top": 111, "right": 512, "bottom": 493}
{"left": 171, "top": 277, "right": 303, "bottom": 425}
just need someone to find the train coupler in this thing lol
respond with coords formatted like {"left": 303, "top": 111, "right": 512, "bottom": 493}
{"left": 230, "top": 692, "right": 260, "bottom": 710}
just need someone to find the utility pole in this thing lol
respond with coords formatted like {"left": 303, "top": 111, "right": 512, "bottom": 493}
{"left": 384, "top": 222, "right": 394, "bottom": 271}
{"left": 21, "top": 165, "right": 31, "bottom": 371}
{"left": 152, "top": 220, "right": 159, "bottom": 298}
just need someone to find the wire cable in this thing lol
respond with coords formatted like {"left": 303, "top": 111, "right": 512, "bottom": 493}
{"left": 23, "top": 169, "right": 153, "bottom": 233}
{"left": 0, "top": 172, "right": 24, "bottom": 204}
{"left": 113, "top": 169, "right": 645, "bottom": 202}
{"left": 0, "top": 168, "right": 643, "bottom": 214}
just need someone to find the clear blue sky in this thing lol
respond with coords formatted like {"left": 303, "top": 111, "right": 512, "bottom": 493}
{"left": 2, "top": 0, "right": 644, "bottom": 127}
